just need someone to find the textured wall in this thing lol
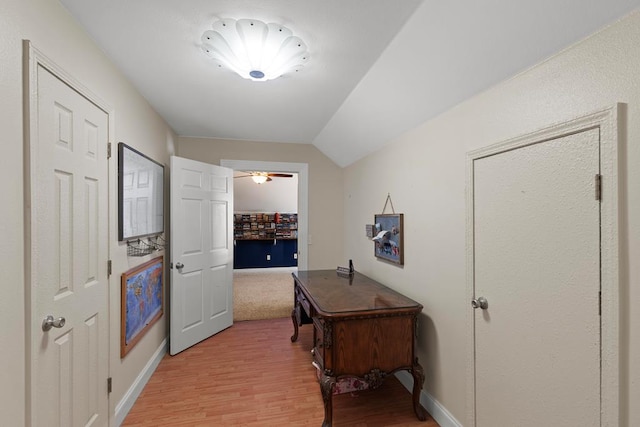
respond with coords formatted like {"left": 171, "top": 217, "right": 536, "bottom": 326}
{"left": 343, "top": 10, "right": 640, "bottom": 426}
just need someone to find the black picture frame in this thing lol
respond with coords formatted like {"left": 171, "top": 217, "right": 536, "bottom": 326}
{"left": 118, "top": 143, "right": 164, "bottom": 241}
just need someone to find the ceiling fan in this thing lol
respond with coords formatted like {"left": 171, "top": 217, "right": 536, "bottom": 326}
{"left": 234, "top": 171, "right": 294, "bottom": 184}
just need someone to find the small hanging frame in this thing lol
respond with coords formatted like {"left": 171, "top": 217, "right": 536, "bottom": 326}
{"left": 373, "top": 193, "right": 404, "bottom": 265}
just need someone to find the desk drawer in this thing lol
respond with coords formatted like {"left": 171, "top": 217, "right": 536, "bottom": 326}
{"left": 295, "top": 285, "right": 311, "bottom": 316}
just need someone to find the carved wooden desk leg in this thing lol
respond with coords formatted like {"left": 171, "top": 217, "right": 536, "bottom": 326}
{"left": 320, "top": 373, "right": 336, "bottom": 427}
{"left": 411, "top": 358, "right": 428, "bottom": 421}
{"left": 290, "top": 308, "right": 299, "bottom": 342}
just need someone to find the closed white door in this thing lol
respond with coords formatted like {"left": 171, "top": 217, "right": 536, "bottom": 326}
{"left": 30, "top": 64, "right": 109, "bottom": 426}
{"left": 170, "top": 156, "right": 234, "bottom": 355}
{"left": 473, "top": 128, "right": 601, "bottom": 426}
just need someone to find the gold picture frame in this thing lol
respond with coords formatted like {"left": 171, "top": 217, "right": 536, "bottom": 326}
{"left": 121, "top": 256, "right": 164, "bottom": 357}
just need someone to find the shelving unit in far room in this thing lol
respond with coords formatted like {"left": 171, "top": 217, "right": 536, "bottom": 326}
{"left": 234, "top": 212, "right": 298, "bottom": 240}
{"left": 233, "top": 212, "right": 298, "bottom": 269}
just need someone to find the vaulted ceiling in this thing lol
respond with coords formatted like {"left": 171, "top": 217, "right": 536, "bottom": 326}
{"left": 59, "top": 0, "right": 640, "bottom": 167}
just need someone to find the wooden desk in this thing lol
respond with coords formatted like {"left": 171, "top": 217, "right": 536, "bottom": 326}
{"left": 290, "top": 270, "right": 427, "bottom": 427}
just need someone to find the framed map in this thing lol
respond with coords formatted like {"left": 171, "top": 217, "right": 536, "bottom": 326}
{"left": 121, "top": 256, "right": 164, "bottom": 357}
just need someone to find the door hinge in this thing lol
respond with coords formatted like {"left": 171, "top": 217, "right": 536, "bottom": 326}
{"left": 107, "top": 377, "right": 112, "bottom": 393}
{"left": 107, "top": 142, "right": 112, "bottom": 159}
{"left": 595, "top": 174, "right": 602, "bottom": 201}
{"left": 107, "top": 260, "right": 112, "bottom": 277}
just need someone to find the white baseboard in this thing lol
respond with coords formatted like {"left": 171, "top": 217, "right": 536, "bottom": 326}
{"left": 394, "top": 370, "right": 462, "bottom": 427}
{"left": 113, "top": 339, "right": 167, "bottom": 426}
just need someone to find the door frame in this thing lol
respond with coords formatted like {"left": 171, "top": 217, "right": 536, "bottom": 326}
{"left": 465, "top": 105, "right": 621, "bottom": 426}
{"left": 220, "top": 159, "right": 309, "bottom": 270}
{"left": 23, "top": 40, "right": 115, "bottom": 425}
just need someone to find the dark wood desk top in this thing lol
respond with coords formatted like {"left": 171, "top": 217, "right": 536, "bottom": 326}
{"left": 293, "top": 270, "right": 422, "bottom": 317}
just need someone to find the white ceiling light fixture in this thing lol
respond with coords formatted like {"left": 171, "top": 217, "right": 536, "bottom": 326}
{"left": 201, "top": 18, "right": 310, "bottom": 82}
{"left": 251, "top": 173, "right": 269, "bottom": 184}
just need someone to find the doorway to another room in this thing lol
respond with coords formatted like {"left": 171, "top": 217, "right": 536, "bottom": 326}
{"left": 233, "top": 170, "right": 298, "bottom": 321}
{"left": 221, "top": 159, "right": 309, "bottom": 322}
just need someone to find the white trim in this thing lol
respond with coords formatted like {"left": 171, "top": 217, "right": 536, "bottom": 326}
{"left": 113, "top": 339, "right": 167, "bottom": 426}
{"left": 220, "top": 159, "right": 309, "bottom": 270}
{"left": 395, "top": 371, "right": 462, "bottom": 427}
{"left": 465, "top": 105, "right": 620, "bottom": 426}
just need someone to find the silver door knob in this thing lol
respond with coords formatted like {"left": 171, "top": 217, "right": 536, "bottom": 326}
{"left": 42, "top": 315, "right": 66, "bottom": 331}
{"left": 471, "top": 297, "right": 488, "bottom": 310}
{"left": 175, "top": 262, "right": 184, "bottom": 269}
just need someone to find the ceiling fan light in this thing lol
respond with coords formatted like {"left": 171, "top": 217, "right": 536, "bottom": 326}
{"left": 202, "top": 18, "right": 309, "bottom": 81}
{"left": 251, "top": 174, "right": 269, "bottom": 184}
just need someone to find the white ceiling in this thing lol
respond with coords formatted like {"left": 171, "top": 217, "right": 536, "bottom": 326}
{"left": 59, "top": 0, "right": 640, "bottom": 167}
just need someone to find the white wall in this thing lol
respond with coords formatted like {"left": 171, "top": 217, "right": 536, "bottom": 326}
{"left": 234, "top": 171, "right": 298, "bottom": 213}
{"left": 343, "top": 10, "right": 640, "bottom": 426}
{"left": 0, "top": 1, "right": 175, "bottom": 425}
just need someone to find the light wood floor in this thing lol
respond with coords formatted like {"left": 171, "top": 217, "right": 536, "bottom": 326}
{"left": 123, "top": 317, "right": 440, "bottom": 427}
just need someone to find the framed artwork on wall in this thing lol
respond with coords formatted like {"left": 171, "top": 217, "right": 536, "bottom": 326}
{"left": 118, "top": 142, "right": 165, "bottom": 241}
{"left": 121, "top": 256, "right": 164, "bottom": 357}
{"left": 373, "top": 213, "right": 404, "bottom": 265}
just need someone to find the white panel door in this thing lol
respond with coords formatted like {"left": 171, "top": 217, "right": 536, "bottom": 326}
{"left": 30, "top": 65, "right": 109, "bottom": 426}
{"left": 473, "top": 128, "right": 601, "bottom": 426}
{"left": 170, "top": 156, "right": 233, "bottom": 355}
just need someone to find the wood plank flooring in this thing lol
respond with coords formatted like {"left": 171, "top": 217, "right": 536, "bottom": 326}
{"left": 122, "top": 317, "right": 440, "bottom": 427}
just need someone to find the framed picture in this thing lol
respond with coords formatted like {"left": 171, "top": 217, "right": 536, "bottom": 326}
{"left": 118, "top": 142, "right": 165, "bottom": 241}
{"left": 373, "top": 214, "right": 404, "bottom": 265}
{"left": 121, "top": 256, "right": 164, "bottom": 357}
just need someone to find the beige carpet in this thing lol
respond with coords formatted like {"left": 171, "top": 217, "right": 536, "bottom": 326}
{"left": 233, "top": 268, "right": 296, "bottom": 321}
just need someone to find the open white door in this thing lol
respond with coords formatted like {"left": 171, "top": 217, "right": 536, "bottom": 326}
{"left": 170, "top": 156, "right": 234, "bottom": 355}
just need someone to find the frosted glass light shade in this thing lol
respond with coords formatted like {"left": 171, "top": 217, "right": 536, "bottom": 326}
{"left": 202, "top": 18, "right": 310, "bottom": 81}
{"left": 251, "top": 174, "right": 268, "bottom": 184}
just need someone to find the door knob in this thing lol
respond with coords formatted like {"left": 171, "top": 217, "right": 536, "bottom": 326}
{"left": 175, "top": 262, "right": 184, "bottom": 269}
{"left": 471, "top": 297, "right": 488, "bottom": 310}
{"left": 42, "top": 315, "right": 66, "bottom": 332}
